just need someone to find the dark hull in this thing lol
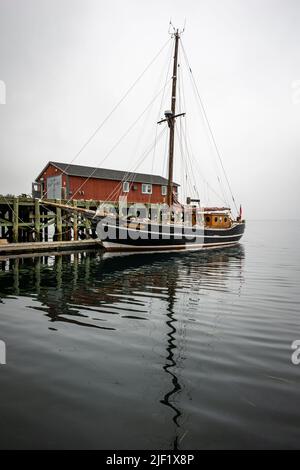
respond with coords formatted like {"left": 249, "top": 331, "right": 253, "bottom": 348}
{"left": 95, "top": 218, "right": 245, "bottom": 252}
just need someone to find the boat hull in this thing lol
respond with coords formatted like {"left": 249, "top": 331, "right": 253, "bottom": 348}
{"left": 96, "top": 219, "right": 245, "bottom": 253}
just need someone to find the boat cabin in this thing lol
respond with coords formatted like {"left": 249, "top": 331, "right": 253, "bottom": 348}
{"left": 204, "top": 212, "right": 232, "bottom": 229}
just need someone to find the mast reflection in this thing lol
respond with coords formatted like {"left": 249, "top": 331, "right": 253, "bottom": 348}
{"left": 160, "top": 275, "right": 182, "bottom": 450}
{"left": 0, "top": 245, "right": 245, "bottom": 448}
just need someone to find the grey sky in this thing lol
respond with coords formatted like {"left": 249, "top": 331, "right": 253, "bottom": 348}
{"left": 0, "top": 0, "right": 299, "bottom": 219}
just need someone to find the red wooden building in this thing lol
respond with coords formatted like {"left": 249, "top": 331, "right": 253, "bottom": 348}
{"left": 33, "top": 161, "right": 179, "bottom": 204}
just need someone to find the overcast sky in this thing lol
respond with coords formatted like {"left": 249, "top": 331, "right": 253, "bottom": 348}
{"left": 0, "top": 0, "right": 299, "bottom": 219}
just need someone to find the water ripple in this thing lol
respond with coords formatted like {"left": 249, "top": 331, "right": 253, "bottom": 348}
{"left": 0, "top": 222, "right": 300, "bottom": 449}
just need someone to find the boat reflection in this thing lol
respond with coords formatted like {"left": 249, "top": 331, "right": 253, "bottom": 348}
{"left": 0, "top": 246, "right": 245, "bottom": 315}
{"left": 0, "top": 245, "right": 245, "bottom": 448}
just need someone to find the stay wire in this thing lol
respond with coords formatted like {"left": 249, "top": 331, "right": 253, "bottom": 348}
{"left": 41, "top": 37, "right": 172, "bottom": 201}
{"left": 67, "top": 78, "right": 172, "bottom": 202}
{"left": 97, "top": 126, "right": 168, "bottom": 209}
{"left": 180, "top": 39, "right": 239, "bottom": 215}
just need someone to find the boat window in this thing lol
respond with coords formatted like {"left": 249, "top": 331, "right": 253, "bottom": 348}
{"left": 224, "top": 217, "right": 227, "bottom": 222}
{"left": 123, "top": 181, "right": 130, "bottom": 193}
{"left": 206, "top": 216, "right": 210, "bottom": 223}
{"left": 142, "top": 184, "right": 152, "bottom": 194}
{"left": 214, "top": 217, "right": 218, "bottom": 222}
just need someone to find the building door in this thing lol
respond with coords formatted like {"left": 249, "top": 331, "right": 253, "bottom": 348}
{"left": 47, "top": 175, "right": 62, "bottom": 199}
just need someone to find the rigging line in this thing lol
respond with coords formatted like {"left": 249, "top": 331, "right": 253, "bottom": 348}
{"left": 148, "top": 40, "right": 174, "bottom": 203}
{"left": 216, "top": 174, "right": 230, "bottom": 207}
{"left": 134, "top": 41, "right": 172, "bottom": 164}
{"left": 176, "top": 49, "right": 198, "bottom": 202}
{"left": 122, "top": 125, "right": 168, "bottom": 187}
{"left": 178, "top": 81, "right": 184, "bottom": 200}
{"left": 180, "top": 40, "right": 239, "bottom": 215}
{"left": 182, "top": 115, "right": 229, "bottom": 205}
{"left": 179, "top": 53, "right": 198, "bottom": 199}
{"left": 162, "top": 127, "right": 169, "bottom": 179}
{"left": 178, "top": 49, "right": 203, "bottom": 201}
{"left": 180, "top": 122, "right": 227, "bottom": 205}
{"left": 179, "top": 47, "right": 229, "bottom": 207}
{"left": 178, "top": 135, "right": 189, "bottom": 201}
{"left": 118, "top": 126, "right": 168, "bottom": 191}
{"left": 175, "top": 125, "right": 194, "bottom": 198}
{"left": 206, "top": 182, "right": 210, "bottom": 206}
{"left": 152, "top": 83, "right": 172, "bottom": 172}
{"left": 178, "top": 50, "right": 195, "bottom": 200}
{"left": 97, "top": 146, "right": 167, "bottom": 213}
{"left": 74, "top": 91, "right": 169, "bottom": 207}
{"left": 176, "top": 126, "right": 198, "bottom": 198}
{"left": 185, "top": 126, "right": 228, "bottom": 205}
{"left": 101, "top": 127, "right": 168, "bottom": 206}
{"left": 97, "top": 126, "right": 168, "bottom": 207}
{"left": 177, "top": 56, "right": 189, "bottom": 200}
{"left": 67, "top": 79, "right": 171, "bottom": 204}
{"left": 0, "top": 196, "right": 73, "bottom": 236}
{"left": 38, "top": 215, "right": 77, "bottom": 239}
{"left": 185, "top": 107, "right": 229, "bottom": 205}
{"left": 183, "top": 62, "right": 230, "bottom": 207}
{"left": 0, "top": 196, "right": 39, "bottom": 233}
{"left": 178, "top": 39, "right": 223, "bottom": 202}
{"left": 67, "top": 78, "right": 172, "bottom": 203}
{"left": 180, "top": 49, "right": 226, "bottom": 202}
{"left": 176, "top": 61, "right": 199, "bottom": 200}
{"left": 178, "top": 52, "right": 188, "bottom": 202}
{"left": 41, "top": 37, "right": 172, "bottom": 201}
{"left": 0, "top": 195, "right": 68, "bottom": 235}
{"left": 150, "top": 46, "right": 174, "bottom": 187}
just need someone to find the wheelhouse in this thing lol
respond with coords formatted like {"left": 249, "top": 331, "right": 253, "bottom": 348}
{"left": 204, "top": 212, "right": 232, "bottom": 229}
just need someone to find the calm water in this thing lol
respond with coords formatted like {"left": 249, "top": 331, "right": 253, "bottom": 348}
{"left": 0, "top": 220, "right": 299, "bottom": 449}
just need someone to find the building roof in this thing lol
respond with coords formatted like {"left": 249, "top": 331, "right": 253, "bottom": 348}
{"left": 36, "top": 161, "right": 179, "bottom": 186}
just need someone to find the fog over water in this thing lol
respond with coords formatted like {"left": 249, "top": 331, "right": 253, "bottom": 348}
{"left": 0, "top": 0, "right": 299, "bottom": 219}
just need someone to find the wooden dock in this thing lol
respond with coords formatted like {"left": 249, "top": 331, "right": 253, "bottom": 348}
{"left": 0, "top": 196, "right": 102, "bottom": 244}
{"left": 0, "top": 196, "right": 159, "bottom": 255}
{"left": 0, "top": 239, "right": 102, "bottom": 256}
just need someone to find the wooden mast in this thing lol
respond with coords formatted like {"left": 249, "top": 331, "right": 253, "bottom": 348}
{"left": 167, "top": 29, "right": 180, "bottom": 207}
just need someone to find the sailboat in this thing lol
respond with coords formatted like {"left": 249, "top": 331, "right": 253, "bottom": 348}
{"left": 43, "top": 29, "right": 245, "bottom": 253}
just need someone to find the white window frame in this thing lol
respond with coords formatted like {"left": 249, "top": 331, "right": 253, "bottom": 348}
{"left": 123, "top": 181, "right": 130, "bottom": 193}
{"left": 142, "top": 183, "right": 152, "bottom": 194}
{"left": 161, "top": 185, "right": 167, "bottom": 196}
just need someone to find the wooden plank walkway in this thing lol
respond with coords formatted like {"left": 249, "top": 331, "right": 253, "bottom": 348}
{"left": 0, "top": 239, "right": 103, "bottom": 256}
